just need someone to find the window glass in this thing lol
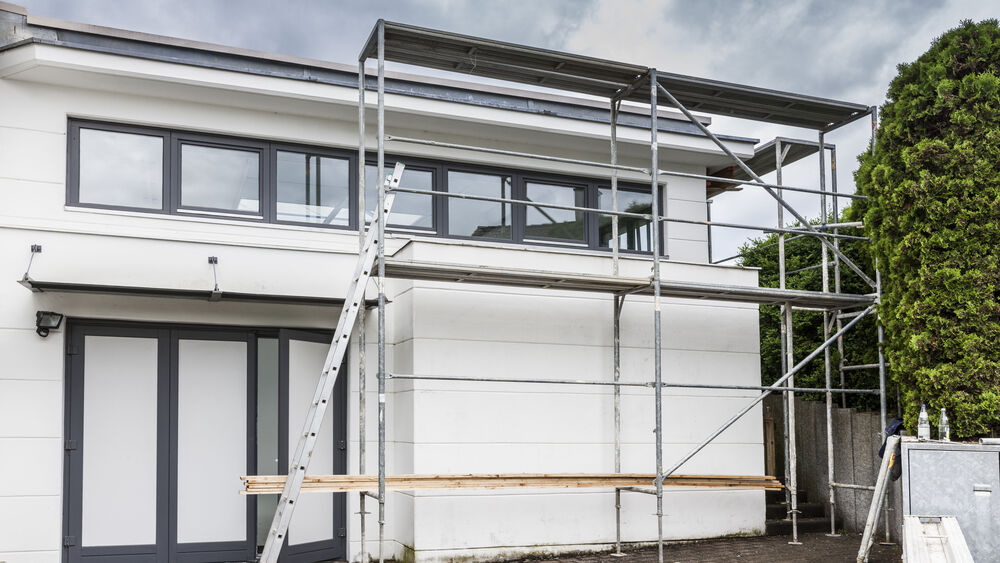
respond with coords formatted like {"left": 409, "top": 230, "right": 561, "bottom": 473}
{"left": 364, "top": 165, "right": 433, "bottom": 228}
{"left": 525, "top": 181, "right": 587, "bottom": 242}
{"left": 598, "top": 188, "right": 653, "bottom": 252}
{"left": 276, "top": 151, "right": 350, "bottom": 225}
{"left": 448, "top": 171, "right": 512, "bottom": 239}
{"left": 180, "top": 144, "right": 260, "bottom": 213}
{"left": 78, "top": 128, "right": 163, "bottom": 209}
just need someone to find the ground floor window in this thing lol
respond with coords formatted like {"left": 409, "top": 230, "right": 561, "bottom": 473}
{"left": 62, "top": 321, "right": 346, "bottom": 563}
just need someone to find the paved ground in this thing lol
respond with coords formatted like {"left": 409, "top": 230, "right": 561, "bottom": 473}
{"left": 511, "top": 533, "right": 901, "bottom": 562}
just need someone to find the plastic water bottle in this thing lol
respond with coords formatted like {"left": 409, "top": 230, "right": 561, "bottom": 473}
{"left": 939, "top": 408, "right": 950, "bottom": 441}
{"left": 918, "top": 404, "right": 931, "bottom": 440}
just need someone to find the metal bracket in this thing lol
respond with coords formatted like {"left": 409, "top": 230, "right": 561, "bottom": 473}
{"left": 207, "top": 256, "right": 222, "bottom": 302}
{"left": 19, "top": 244, "right": 42, "bottom": 291}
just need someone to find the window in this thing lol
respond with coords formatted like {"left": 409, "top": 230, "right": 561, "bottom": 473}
{"left": 276, "top": 151, "right": 351, "bottom": 225}
{"left": 524, "top": 181, "right": 587, "bottom": 243}
{"left": 598, "top": 188, "right": 654, "bottom": 252}
{"left": 364, "top": 165, "right": 434, "bottom": 229}
{"left": 447, "top": 171, "right": 512, "bottom": 239}
{"left": 68, "top": 120, "right": 666, "bottom": 255}
{"left": 76, "top": 127, "right": 164, "bottom": 209}
{"left": 179, "top": 143, "right": 262, "bottom": 215}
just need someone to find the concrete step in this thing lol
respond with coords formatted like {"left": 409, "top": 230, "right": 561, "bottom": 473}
{"left": 765, "top": 516, "right": 831, "bottom": 536}
{"left": 766, "top": 502, "right": 825, "bottom": 520}
{"left": 765, "top": 488, "right": 809, "bottom": 504}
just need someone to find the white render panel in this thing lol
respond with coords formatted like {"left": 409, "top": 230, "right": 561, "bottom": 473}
{"left": 176, "top": 339, "right": 247, "bottom": 544}
{"left": 0, "top": 437, "right": 61, "bottom": 496}
{"left": 81, "top": 335, "right": 159, "bottom": 547}
{"left": 0, "top": 379, "right": 62, "bottom": 437}
{"left": 0, "top": 495, "right": 62, "bottom": 552}
{"left": 0, "top": 327, "right": 63, "bottom": 381}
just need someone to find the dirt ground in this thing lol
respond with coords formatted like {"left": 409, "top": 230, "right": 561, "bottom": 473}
{"left": 510, "top": 533, "right": 901, "bottom": 562}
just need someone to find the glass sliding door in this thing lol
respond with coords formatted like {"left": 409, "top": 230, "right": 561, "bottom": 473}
{"left": 277, "top": 330, "right": 347, "bottom": 562}
{"left": 65, "top": 327, "right": 168, "bottom": 563}
{"left": 171, "top": 331, "right": 255, "bottom": 562}
{"left": 65, "top": 323, "right": 345, "bottom": 563}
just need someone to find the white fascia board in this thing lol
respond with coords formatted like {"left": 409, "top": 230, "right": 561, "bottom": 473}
{"left": 0, "top": 43, "right": 755, "bottom": 160}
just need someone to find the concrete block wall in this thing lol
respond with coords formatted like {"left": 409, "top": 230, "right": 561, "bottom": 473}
{"left": 765, "top": 394, "right": 903, "bottom": 541}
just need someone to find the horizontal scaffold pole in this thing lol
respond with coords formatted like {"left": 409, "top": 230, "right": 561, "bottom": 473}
{"left": 389, "top": 187, "right": 865, "bottom": 242}
{"left": 388, "top": 373, "right": 651, "bottom": 387}
{"left": 387, "top": 135, "right": 649, "bottom": 174}
{"left": 657, "top": 304, "right": 876, "bottom": 483}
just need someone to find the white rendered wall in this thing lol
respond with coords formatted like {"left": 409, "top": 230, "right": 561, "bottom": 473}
{"left": 0, "top": 43, "right": 761, "bottom": 563}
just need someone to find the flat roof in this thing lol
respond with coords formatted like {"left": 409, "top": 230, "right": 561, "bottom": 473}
{"left": 361, "top": 20, "right": 871, "bottom": 130}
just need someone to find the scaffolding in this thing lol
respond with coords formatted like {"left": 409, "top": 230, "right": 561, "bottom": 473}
{"left": 253, "top": 19, "right": 892, "bottom": 563}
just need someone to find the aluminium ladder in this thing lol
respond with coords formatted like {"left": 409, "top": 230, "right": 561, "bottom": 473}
{"left": 259, "top": 163, "right": 404, "bottom": 563}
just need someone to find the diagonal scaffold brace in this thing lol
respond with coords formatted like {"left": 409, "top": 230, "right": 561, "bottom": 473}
{"left": 259, "top": 163, "right": 405, "bottom": 563}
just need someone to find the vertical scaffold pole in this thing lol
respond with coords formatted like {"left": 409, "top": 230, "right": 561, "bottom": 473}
{"left": 784, "top": 302, "right": 800, "bottom": 545}
{"left": 776, "top": 137, "right": 800, "bottom": 545}
{"left": 649, "top": 69, "right": 665, "bottom": 563}
{"left": 611, "top": 99, "right": 621, "bottom": 277}
{"left": 613, "top": 294, "right": 624, "bottom": 556}
{"left": 610, "top": 93, "right": 625, "bottom": 557}
{"left": 819, "top": 132, "right": 838, "bottom": 537}
{"left": 357, "top": 58, "right": 369, "bottom": 563}
{"left": 832, "top": 143, "right": 846, "bottom": 409}
{"left": 775, "top": 141, "right": 792, "bottom": 515}
{"left": 376, "top": 19, "right": 387, "bottom": 563}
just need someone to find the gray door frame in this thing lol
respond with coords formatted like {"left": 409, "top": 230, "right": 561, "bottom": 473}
{"left": 62, "top": 320, "right": 347, "bottom": 563}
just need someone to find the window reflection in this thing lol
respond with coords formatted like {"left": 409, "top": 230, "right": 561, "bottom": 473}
{"left": 276, "top": 152, "right": 350, "bottom": 225}
{"left": 525, "top": 182, "right": 586, "bottom": 242}
{"left": 79, "top": 128, "right": 163, "bottom": 209}
{"left": 181, "top": 144, "right": 260, "bottom": 213}
{"left": 364, "top": 166, "right": 433, "bottom": 228}
{"left": 448, "top": 171, "right": 512, "bottom": 239}
{"left": 598, "top": 188, "right": 653, "bottom": 252}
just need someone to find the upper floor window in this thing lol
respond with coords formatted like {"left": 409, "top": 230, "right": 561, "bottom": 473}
{"left": 524, "top": 180, "right": 587, "bottom": 244}
{"left": 598, "top": 187, "right": 653, "bottom": 252}
{"left": 364, "top": 164, "right": 434, "bottom": 230}
{"left": 67, "top": 120, "right": 664, "bottom": 255}
{"left": 75, "top": 126, "right": 165, "bottom": 210}
{"left": 276, "top": 151, "right": 351, "bottom": 226}
{"left": 178, "top": 141, "right": 263, "bottom": 216}
{"left": 447, "top": 171, "right": 512, "bottom": 240}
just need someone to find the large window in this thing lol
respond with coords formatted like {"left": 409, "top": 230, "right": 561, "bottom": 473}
{"left": 524, "top": 181, "right": 587, "bottom": 243}
{"left": 75, "top": 126, "right": 165, "bottom": 210}
{"left": 364, "top": 165, "right": 434, "bottom": 229}
{"left": 179, "top": 143, "right": 262, "bottom": 216}
{"left": 277, "top": 151, "right": 351, "bottom": 226}
{"left": 447, "top": 171, "right": 512, "bottom": 239}
{"left": 598, "top": 188, "right": 654, "bottom": 252}
{"left": 68, "top": 120, "right": 664, "bottom": 254}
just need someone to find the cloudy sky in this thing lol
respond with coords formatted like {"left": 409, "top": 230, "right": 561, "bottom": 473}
{"left": 16, "top": 0, "right": 999, "bottom": 260}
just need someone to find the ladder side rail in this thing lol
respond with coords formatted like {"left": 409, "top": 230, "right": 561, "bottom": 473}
{"left": 260, "top": 167, "right": 403, "bottom": 563}
{"left": 856, "top": 434, "right": 900, "bottom": 563}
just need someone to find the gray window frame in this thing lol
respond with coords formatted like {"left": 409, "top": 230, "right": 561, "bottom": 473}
{"left": 67, "top": 119, "right": 665, "bottom": 255}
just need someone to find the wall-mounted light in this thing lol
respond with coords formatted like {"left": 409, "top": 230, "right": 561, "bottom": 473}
{"left": 35, "top": 311, "right": 63, "bottom": 337}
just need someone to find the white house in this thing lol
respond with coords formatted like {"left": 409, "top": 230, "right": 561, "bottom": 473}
{"left": 0, "top": 4, "right": 874, "bottom": 562}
